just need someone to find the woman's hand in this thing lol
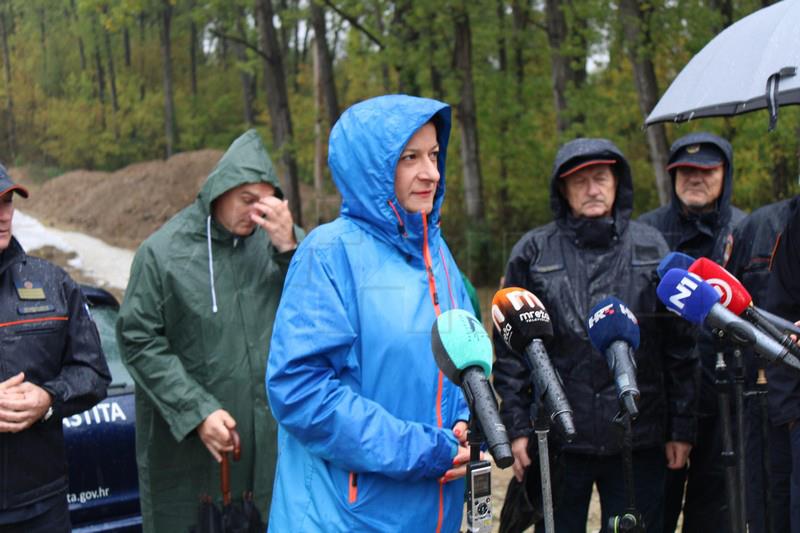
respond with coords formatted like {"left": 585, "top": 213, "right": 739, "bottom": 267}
{"left": 440, "top": 421, "right": 484, "bottom": 483}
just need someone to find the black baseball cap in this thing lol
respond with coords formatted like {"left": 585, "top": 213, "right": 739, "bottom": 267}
{"left": 667, "top": 143, "right": 724, "bottom": 171}
{"left": 559, "top": 157, "right": 618, "bottom": 178}
{"left": 0, "top": 164, "right": 28, "bottom": 198}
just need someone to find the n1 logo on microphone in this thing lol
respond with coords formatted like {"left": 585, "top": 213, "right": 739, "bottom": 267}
{"left": 667, "top": 273, "right": 701, "bottom": 311}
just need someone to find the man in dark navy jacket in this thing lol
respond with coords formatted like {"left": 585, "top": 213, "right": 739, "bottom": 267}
{"left": 0, "top": 165, "right": 110, "bottom": 532}
{"left": 762, "top": 196, "right": 800, "bottom": 533}
{"left": 640, "top": 132, "right": 745, "bottom": 533}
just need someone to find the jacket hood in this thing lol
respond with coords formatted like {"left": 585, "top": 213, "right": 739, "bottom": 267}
{"left": 549, "top": 138, "right": 633, "bottom": 239}
{"left": 198, "top": 129, "right": 283, "bottom": 216}
{"left": 328, "top": 94, "right": 451, "bottom": 257}
{"left": 667, "top": 132, "right": 734, "bottom": 224}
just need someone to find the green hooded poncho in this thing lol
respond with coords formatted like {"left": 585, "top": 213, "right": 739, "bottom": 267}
{"left": 116, "top": 130, "right": 300, "bottom": 532}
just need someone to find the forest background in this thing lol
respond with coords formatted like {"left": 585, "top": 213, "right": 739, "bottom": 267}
{"left": 1, "top": 0, "right": 799, "bottom": 284}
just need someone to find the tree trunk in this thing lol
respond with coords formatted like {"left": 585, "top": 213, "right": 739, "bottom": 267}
{"left": 104, "top": 28, "right": 119, "bottom": 113}
{"left": 139, "top": 12, "right": 146, "bottom": 100}
{"left": 189, "top": 14, "right": 198, "bottom": 98}
{"left": 0, "top": 7, "right": 16, "bottom": 159}
{"left": 123, "top": 26, "right": 131, "bottom": 68}
{"left": 372, "top": 1, "right": 390, "bottom": 92}
{"left": 160, "top": 0, "right": 178, "bottom": 157}
{"left": 309, "top": 1, "right": 339, "bottom": 129}
{"left": 38, "top": 8, "right": 46, "bottom": 84}
{"left": 313, "top": 41, "right": 324, "bottom": 225}
{"left": 619, "top": 0, "right": 671, "bottom": 205}
{"left": 495, "top": 0, "right": 509, "bottom": 217}
{"left": 93, "top": 36, "right": 107, "bottom": 129}
{"left": 91, "top": 17, "right": 106, "bottom": 108}
{"left": 453, "top": 2, "right": 484, "bottom": 223}
{"left": 510, "top": 0, "right": 528, "bottom": 102}
{"left": 544, "top": 0, "right": 587, "bottom": 136}
{"left": 234, "top": 15, "right": 256, "bottom": 127}
{"left": 69, "top": 0, "right": 86, "bottom": 71}
{"left": 255, "top": 0, "right": 303, "bottom": 226}
{"left": 391, "top": 1, "right": 420, "bottom": 94}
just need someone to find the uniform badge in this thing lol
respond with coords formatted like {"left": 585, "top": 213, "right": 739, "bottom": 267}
{"left": 686, "top": 144, "right": 701, "bottom": 154}
{"left": 15, "top": 279, "right": 46, "bottom": 300}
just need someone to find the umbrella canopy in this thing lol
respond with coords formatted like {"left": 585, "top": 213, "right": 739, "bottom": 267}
{"left": 646, "top": 0, "right": 800, "bottom": 128}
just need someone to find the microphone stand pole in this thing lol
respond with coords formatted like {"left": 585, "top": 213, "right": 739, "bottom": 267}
{"left": 732, "top": 348, "right": 748, "bottom": 533}
{"left": 465, "top": 417, "right": 493, "bottom": 533}
{"left": 715, "top": 352, "right": 741, "bottom": 533}
{"left": 532, "top": 401, "right": 555, "bottom": 533}
{"left": 609, "top": 407, "right": 644, "bottom": 533}
{"left": 744, "top": 367, "right": 775, "bottom": 533}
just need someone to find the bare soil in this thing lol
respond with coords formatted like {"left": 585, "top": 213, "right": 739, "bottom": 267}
{"left": 9, "top": 151, "right": 340, "bottom": 250}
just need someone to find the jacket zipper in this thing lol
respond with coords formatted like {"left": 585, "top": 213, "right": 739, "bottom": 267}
{"left": 422, "top": 213, "right": 446, "bottom": 533}
{"left": 348, "top": 472, "right": 358, "bottom": 504}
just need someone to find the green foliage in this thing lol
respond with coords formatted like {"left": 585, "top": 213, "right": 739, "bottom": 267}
{"left": 0, "top": 0, "right": 797, "bottom": 282}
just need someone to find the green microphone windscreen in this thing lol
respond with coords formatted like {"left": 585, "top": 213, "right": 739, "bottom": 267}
{"left": 431, "top": 309, "right": 492, "bottom": 385}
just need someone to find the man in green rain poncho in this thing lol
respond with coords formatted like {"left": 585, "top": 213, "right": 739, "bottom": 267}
{"left": 116, "top": 130, "right": 302, "bottom": 532}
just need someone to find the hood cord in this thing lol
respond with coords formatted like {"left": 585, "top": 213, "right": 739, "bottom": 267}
{"left": 206, "top": 215, "right": 219, "bottom": 313}
{"left": 387, "top": 200, "right": 408, "bottom": 237}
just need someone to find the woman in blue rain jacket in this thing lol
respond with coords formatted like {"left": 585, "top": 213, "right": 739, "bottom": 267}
{"left": 267, "top": 94, "right": 474, "bottom": 532}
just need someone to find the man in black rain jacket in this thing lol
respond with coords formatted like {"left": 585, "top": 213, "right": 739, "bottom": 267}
{"left": 761, "top": 196, "right": 800, "bottom": 533}
{"left": 727, "top": 198, "right": 792, "bottom": 533}
{"left": 639, "top": 132, "right": 745, "bottom": 533}
{"left": 0, "top": 166, "right": 110, "bottom": 532}
{"left": 494, "top": 138, "right": 698, "bottom": 533}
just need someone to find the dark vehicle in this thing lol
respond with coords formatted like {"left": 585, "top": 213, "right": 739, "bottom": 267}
{"left": 65, "top": 286, "right": 141, "bottom": 532}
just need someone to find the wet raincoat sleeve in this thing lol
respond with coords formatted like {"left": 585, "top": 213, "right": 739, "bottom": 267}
{"left": 267, "top": 244, "right": 459, "bottom": 481}
{"left": 117, "top": 245, "right": 222, "bottom": 442}
{"left": 42, "top": 276, "right": 111, "bottom": 419}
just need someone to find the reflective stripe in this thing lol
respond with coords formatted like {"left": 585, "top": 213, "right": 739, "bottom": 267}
{"left": 0, "top": 316, "right": 68, "bottom": 329}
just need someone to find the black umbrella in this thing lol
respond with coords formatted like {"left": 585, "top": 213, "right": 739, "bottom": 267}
{"left": 191, "top": 430, "right": 265, "bottom": 533}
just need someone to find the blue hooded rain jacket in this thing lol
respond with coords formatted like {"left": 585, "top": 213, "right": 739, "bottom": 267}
{"left": 266, "top": 95, "right": 473, "bottom": 532}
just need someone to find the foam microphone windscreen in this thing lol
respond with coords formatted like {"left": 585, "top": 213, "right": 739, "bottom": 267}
{"left": 431, "top": 309, "right": 493, "bottom": 385}
{"left": 586, "top": 296, "right": 640, "bottom": 352}
{"left": 688, "top": 257, "right": 752, "bottom": 315}
{"left": 657, "top": 251, "right": 696, "bottom": 279}
{"left": 491, "top": 287, "right": 553, "bottom": 354}
{"left": 657, "top": 269, "right": 721, "bottom": 325}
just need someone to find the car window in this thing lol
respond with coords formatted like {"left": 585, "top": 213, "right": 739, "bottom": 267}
{"left": 90, "top": 305, "right": 134, "bottom": 392}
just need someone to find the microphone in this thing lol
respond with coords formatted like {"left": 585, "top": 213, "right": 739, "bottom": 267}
{"left": 431, "top": 309, "right": 514, "bottom": 469}
{"left": 757, "top": 308, "right": 800, "bottom": 337}
{"left": 688, "top": 258, "right": 800, "bottom": 359}
{"left": 689, "top": 257, "right": 800, "bottom": 340}
{"left": 586, "top": 297, "right": 641, "bottom": 419}
{"left": 657, "top": 251, "right": 696, "bottom": 279}
{"left": 657, "top": 269, "right": 800, "bottom": 371}
{"left": 491, "top": 287, "right": 577, "bottom": 441}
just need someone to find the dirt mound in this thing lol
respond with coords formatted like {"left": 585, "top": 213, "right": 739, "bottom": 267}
{"left": 11, "top": 151, "right": 340, "bottom": 250}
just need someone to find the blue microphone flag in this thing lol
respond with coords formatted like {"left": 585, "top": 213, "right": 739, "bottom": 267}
{"left": 656, "top": 251, "right": 696, "bottom": 279}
